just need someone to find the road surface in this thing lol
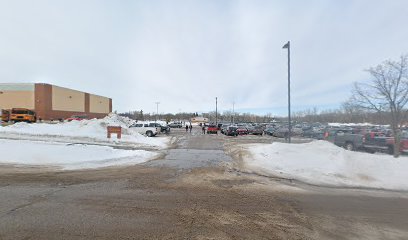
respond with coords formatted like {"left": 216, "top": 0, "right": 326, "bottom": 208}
{"left": 0, "top": 128, "right": 407, "bottom": 239}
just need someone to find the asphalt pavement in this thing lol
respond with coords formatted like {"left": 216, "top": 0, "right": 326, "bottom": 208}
{"left": 0, "top": 127, "right": 407, "bottom": 239}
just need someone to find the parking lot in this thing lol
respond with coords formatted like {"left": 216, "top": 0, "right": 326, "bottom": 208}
{"left": 1, "top": 126, "right": 407, "bottom": 239}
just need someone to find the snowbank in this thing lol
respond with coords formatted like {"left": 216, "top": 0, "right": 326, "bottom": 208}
{"left": 243, "top": 141, "right": 408, "bottom": 191}
{"left": 328, "top": 122, "right": 389, "bottom": 128}
{"left": 0, "top": 114, "right": 168, "bottom": 148}
{"left": 0, "top": 139, "right": 158, "bottom": 170}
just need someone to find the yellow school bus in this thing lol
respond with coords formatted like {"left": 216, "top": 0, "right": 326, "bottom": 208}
{"left": 9, "top": 108, "right": 36, "bottom": 123}
{"left": 1, "top": 109, "right": 10, "bottom": 122}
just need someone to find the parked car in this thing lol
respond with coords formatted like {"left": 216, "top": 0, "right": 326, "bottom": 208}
{"left": 66, "top": 115, "right": 88, "bottom": 121}
{"left": 292, "top": 126, "right": 303, "bottom": 135}
{"left": 263, "top": 127, "right": 276, "bottom": 136}
{"left": 129, "top": 123, "right": 158, "bottom": 137}
{"left": 236, "top": 126, "right": 249, "bottom": 135}
{"left": 148, "top": 122, "right": 170, "bottom": 134}
{"left": 207, "top": 124, "right": 218, "bottom": 134}
{"left": 225, "top": 126, "right": 238, "bottom": 136}
{"left": 220, "top": 125, "right": 230, "bottom": 134}
{"left": 324, "top": 129, "right": 365, "bottom": 151}
{"left": 363, "top": 131, "right": 408, "bottom": 154}
{"left": 302, "top": 127, "right": 325, "bottom": 139}
{"left": 273, "top": 127, "right": 290, "bottom": 138}
{"left": 168, "top": 122, "right": 182, "bottom": 128}
{"left": 248, "top": 126, "right": 264, "bottom": 135}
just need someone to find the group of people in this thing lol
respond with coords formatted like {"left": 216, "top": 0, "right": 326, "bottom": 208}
{"left": 184, "top": 124, "right": 207, "bottom": 134}
{"left": 185, "top": 124, "right": 192, "bottom": 133}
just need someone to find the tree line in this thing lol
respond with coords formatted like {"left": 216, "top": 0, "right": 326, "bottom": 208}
{"left": 120, "top": 54, "right": 408, "bottom": 157}
{"left": 118, "top": 110, "right": 277, "bottom": 124}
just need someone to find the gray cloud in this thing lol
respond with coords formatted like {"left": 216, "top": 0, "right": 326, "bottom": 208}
{"left": 0, "top": 0, "right": 407, "bottom": 115}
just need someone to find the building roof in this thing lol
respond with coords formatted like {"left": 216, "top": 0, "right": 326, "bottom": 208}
{"left": 0, "top": 83, "right": 35, "bottom": 91}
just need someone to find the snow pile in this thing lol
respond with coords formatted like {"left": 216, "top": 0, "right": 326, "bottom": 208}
{"left": 243, "top": 141, "right": 408, "bottom": 191}
{"left": 137, "top": 120, "right": 168, "bottom": 126}
{"left": 328, "top": 122, "right": 390, "bottom": 128}
{"left": 0, "top": 114, "right": 168, "bottom": 148}
{"left": 0, "top": 139, "right": 157, "bottom": 170}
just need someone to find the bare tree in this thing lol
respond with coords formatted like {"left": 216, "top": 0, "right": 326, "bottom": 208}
{"left": 351, "top": 54, "right": 408, "bottom": 157}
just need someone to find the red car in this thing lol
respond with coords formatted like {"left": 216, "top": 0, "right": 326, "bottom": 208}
{"left": 236, "top": 126, "right": 249, "bottom": 135}
{"left": 385, "top": 135, "right": 408, "bottom": 154}
{"left": 207, "top": 125, "right": 219, "bottom": 134}
{"left": 66, "top": 115, "right": 89, "bottom": 121}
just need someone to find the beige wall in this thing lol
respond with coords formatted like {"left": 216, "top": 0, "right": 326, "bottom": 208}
{"left": 52, "top": 86, "right": 85, "bottom": 112}
{"left": 0, "top": 91, "right": 34, "bottom": 109}
{"left": 89, "top": 94, "right": 110, "bottom": 113}
{"left": 0, "top": 83, "right": 35, "bottom": 110}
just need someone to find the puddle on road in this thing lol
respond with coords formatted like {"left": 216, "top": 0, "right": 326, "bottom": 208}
{"left": 145, "top": 132, "right": 232, "bottom": 170}
{"left": 145, "top": 149, "right": 232, "bottom": 169}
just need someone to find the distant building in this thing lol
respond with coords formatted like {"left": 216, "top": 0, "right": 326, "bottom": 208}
{"left": 191, "top": 116, "right": 209, "bottom": 124}
{"left": 0, "top": 83, "right": 112, "bottom": 120}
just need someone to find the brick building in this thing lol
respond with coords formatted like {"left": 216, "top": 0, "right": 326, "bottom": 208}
{"left": 0, "top": 83, "right": 112, "bottom": 120}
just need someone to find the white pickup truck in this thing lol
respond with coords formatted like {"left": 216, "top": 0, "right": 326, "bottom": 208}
{"left": 129, "top": 123, "right": 158, "bottom": 137}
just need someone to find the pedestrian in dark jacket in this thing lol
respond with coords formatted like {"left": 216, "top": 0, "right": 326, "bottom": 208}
{"left": 189, "top": 125, "right": 192, "bottom": 133}
{"left": 186, "top": 125, "right": 189, "bottom": 132}
{"left": 202, "top": 126, "right": 206, "bottom": 134}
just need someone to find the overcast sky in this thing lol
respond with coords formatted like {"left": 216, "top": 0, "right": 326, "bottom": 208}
{"left": 1, "top": 0, "right": 407, "bottom": 116}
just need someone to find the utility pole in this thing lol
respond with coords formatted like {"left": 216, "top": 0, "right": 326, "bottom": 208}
{"left": 232, "top": 101, "right": 235, "bottom": 125}
{"left": 154, "top": 102, "right": 160, "bottom": 123}
{"left": 282, "top": 41, "right": 292, "bottom": 143}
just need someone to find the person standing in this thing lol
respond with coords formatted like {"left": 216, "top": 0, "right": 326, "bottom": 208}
{"left": 202, "top": 126, "right": 206, "bottom": 134}
{"left": 185, "top": 125, "right": 189, "bottom": 132}
{"left": 189, "top": 124, "right": 192, "bottom": 133}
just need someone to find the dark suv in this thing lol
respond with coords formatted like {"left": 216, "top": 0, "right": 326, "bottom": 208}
{"left": 226, "top": 126, "right": 238, "bottom": 136}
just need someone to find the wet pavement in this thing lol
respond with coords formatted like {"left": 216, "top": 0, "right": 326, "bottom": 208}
{"left": 1, "top": 127, "right": 408, "bottom": 239}
{"left": 146, "top": 128, "right": 233, "bottom": 169}
{"left": 147, "top": 149, "right": 232, "bottom": 169}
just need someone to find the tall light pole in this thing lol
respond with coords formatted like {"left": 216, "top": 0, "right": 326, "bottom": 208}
{"left": 155, "top": 102, "right": 160, "bottom": 123}
{"left": 215, "top": 97, "right": 218, "bottom": 126}
{"left": 232, "top": 101, "right": 235, "bottom": 125}
{"left": 282, "top": 41, "right": 292, "bottom": 143}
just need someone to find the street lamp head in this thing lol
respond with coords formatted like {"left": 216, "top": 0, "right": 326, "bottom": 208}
{"left": 282, "top": 41, "right": 290, "bottom": 49}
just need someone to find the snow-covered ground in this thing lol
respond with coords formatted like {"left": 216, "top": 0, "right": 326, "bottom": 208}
{"left": 0, "top": 114, "right": 169, "bottom": 149}
{"left": 0, "top": 139, "right": 158, "bottom": 170}
{"left": 241, "top": 141, "right": 408, "bottom": 191}
{"left": 328, "top": 122, "right": 389, "bottom": 128}
{"left": 0, "top": 114, "right": 171, "bottom": 170}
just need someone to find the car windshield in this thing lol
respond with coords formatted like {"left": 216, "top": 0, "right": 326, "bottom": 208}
{"left": 12, "top": 110, "right": 29, "bottom": 114}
